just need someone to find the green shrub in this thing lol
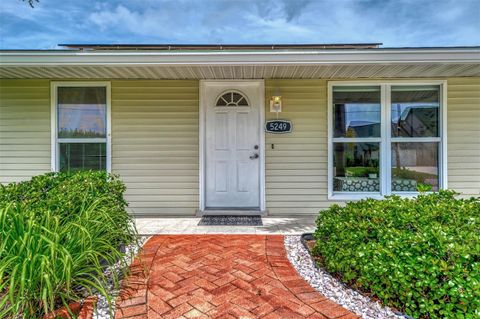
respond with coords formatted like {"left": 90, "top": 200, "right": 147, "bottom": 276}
{"left": 0, "top": 171, "right": 134, "bottom": 249}
{"left": 0, "top": 171, "right": 138, "bottom": 318}
{"left": 1, "top": 171, "right": 124, "bottom": 215}
{"left": 313, "top": 190, "right": 480, "bottom": 318}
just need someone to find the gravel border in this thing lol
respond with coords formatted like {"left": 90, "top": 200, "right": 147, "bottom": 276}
{"left": 284, "top": 235, "right": 406, "bottom": 319}
{"left": 92, "top": 236, "right": 149, "bottom": 319}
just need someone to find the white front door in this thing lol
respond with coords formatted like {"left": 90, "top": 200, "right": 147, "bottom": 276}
{"left": 204, "top": 82, "right": 262, "bottom": 208}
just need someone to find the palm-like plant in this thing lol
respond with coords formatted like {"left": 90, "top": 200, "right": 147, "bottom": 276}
{"left": 0, "top": 172, "right": 138, "bottom": 318}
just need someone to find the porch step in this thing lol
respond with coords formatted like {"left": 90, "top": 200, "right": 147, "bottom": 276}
{"left": 196, "top": 209, "right": 268, "bottom": 217}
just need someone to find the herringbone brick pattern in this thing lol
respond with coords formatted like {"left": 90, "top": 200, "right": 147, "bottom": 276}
{"left": 115, "top": 235, "right": 358, "bottom": 319}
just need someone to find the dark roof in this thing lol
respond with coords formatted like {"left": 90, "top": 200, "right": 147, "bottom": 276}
{"left": 1, "top": 44, "right": 479, "bottom": 52}
{"left": 58, "top": 43, "right": 383, "bottom": 50}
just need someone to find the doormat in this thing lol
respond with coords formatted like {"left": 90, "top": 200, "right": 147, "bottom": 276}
{"left": 198, "top": 215, "right": 263, "bottom": 226}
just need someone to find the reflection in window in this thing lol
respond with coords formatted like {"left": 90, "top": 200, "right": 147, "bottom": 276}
{"left": 330, "top": 83, "right": 444, "bottom": 196}
{"left": 391, "top": 86, "right": 439, "bottom": 137}
{"left": 59, "top": 143, "right": 106, "bottom": 172}
{"left": 391, "top": 142, "right": 439, "bottom": 191}
{"left": 56, "top": 85, "right": 108, "bottom": 172}
{"left": 333, "top": 86, "right": 381, "bottom": 138}
{"left": 58, "top": 87, "right": 106, "bottom": 138}
{"left": 333, "top": 143, "right": 380, "bottom": 192}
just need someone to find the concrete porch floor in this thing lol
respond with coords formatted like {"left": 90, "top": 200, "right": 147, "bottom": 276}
{"left": 134, "top": 217, "right": 317, "bottom": 235}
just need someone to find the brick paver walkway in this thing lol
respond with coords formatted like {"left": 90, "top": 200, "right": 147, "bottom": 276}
{"left": 115, "top": 235, "right": 358, "bottom": 319}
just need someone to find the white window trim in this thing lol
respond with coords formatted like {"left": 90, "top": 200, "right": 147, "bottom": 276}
{"left": 50, "top": 81, "right": 112, "bottom": 173}
{"left": 327, "top": 80, "right": 447, "bottom": 200}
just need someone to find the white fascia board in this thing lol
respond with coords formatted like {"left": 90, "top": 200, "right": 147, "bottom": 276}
{"left": 1, "top": 49, "right": 479, "bottom": 66}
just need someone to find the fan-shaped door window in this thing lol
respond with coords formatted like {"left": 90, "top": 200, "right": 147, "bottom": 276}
{"left": 216, "top": 91, "right": 249, "bottom": 107}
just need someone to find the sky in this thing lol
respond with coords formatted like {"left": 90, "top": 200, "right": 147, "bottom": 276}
{"left": 0, "top": 0, "right": 479, "bottom": 49}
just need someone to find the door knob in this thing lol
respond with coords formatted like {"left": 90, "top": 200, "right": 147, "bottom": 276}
{"left": 250, "top": 153, "right": 259, "bottom": 159}
{"left": 254, "top": 145, "right": 259, "bottom": 150}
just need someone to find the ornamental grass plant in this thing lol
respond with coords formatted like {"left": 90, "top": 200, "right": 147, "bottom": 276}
{"left": 0, "top": 171, "right": 138, "bottom": 318}
{"left": 313, "top": 190, "right": 480, "bottom": 318}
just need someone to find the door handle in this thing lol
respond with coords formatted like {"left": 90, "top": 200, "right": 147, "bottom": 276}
{"left": 249, "top": 153, "right": 259, "bottom": 160}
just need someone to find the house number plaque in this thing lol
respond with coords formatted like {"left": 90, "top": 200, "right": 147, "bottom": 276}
{"left": 265, "top": 120, "right": 292, "bottom": 133}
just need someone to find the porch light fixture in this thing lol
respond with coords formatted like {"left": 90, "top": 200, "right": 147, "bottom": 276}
{"left": 270, "top": 95, "right": 282, "bottom": 113}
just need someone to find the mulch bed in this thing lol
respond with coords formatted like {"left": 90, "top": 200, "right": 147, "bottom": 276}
{"left": 45, "top": 297, "right": 97, "bottom": 319}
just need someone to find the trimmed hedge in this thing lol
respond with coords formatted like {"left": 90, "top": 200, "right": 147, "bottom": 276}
{"left": 0, "top": 171, "right": 137, "bottom": 318}
{"left": 313, "top": 190, "right": 480, "bottom": 318}
{"left": 1, "top": 171, "right": 126, "bottom": 216}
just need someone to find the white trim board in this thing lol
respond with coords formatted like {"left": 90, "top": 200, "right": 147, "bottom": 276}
{"left": 50, "top": 81, "right": 112, "bottom": 173}
{"left": 2, "top": 48, "right": 480, "bottom": 66}
{"left": 327, "top": 80, "right": 447, "bottom": 200}
{"left": 199, "top": 80, "right": 266, "bottom": 212}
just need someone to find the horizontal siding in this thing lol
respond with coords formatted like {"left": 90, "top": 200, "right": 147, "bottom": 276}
{"left": 265, "top": 79, "right": 328, "bottom": 215}
{"left": 1, "top": 77, "right": 478, "bottom": 217}
{"left": 447, "top": 77, "right": 480, "bottom": 196}
{"left": 0, "top": 79, "right": 51, "bottom": 183}
{"left": 265, "top": 77, "right": 480, "bottom": 215}
{"left": 111, "top": 80, "right": 199, "bottom": 216}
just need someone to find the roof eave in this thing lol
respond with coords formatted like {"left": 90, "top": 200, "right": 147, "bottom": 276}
{"left": 1, "top": 48, "right": 479, "bottom": 66}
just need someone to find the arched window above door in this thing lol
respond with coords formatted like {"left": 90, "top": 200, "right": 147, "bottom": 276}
{"left": 216, "top": 91, "right": 249, "bottom": 107}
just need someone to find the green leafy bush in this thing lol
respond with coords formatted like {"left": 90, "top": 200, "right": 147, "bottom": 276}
{"left": 313, "top": 190, "right": 480, "bottom": 318}
{"left": 0, "top": 171, "right": 127, "bottom": 222}
{"left": 0, "top": 171, "right": 138, "bottom": 318}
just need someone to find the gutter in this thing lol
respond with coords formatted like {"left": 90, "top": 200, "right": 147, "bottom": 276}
{"left": 1, "top": 49, "right": 480, "bottom": 66}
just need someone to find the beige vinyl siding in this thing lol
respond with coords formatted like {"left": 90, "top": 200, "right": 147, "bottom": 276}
{"left": 1, "top": 77, "right": 479, "bottom": 217}
{"left": 111, "top": 80, "right": 199, "bottom": 216}
{"left": 264, "top": 78, "right": 480, "bottom": 215}
{"left": 447, "top": 77, "right": 480, "bottom": 196}
{"left": 0, "top": 79, "right": 51, "bottom": 183}
{"left": 264, "top": 80, "right": 335, "bottom": 215}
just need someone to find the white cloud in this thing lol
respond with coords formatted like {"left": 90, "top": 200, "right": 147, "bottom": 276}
{"left": 89, "top": 5, "right": 141, "bottom": 32}
{"left": 1, "top": 0, "right": 479, "bottom": 49}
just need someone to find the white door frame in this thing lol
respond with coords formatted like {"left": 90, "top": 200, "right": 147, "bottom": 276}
{"left": 199, "top": 80, "right": 265, "bottom": 211}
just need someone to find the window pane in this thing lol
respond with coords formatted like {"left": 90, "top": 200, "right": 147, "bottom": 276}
{"left": 333, "top": 142, "right": 380, "bottom": 192}
{"left": 391, "top": 142, "right": 439, "bottom": 191}
{"left": 391, "top": 85, "right": 440, "bottom": 137}
{"left": 58, "top": 87, "right": 106, "bottom": 138}
{"left": 59, "top": 143, "right": 106, "bottom": 172}
{"left": 333, "top": 86, "right": 381, "bottom": 138}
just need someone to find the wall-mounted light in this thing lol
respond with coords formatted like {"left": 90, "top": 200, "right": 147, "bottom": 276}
{"left": 270, "top": 95, "right": 282, "bottom": 113}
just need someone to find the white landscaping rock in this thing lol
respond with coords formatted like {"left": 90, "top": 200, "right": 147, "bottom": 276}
{"left": 284, "top": 235, "right": 406, "bottom": 319}
{"left": 93, "top": 236, "right": 148, "bottom": 319}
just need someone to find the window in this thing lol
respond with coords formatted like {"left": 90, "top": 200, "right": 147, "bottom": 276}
{"left": 329, "top": 82, "right": 445, "bottom": 198}
{"left": 52, "top": 83, "right": 110, "bottom": 172}
{"left": 390, "top": 85, "right": 441, "bottom": 192}
{"left": 216, "top": 91, "right": 249, "bottom": 107}
{"left": 332, "top": 86, "right": 381, "bottom": 193}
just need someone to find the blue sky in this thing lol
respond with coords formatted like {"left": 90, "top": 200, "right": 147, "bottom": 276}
{"left": 1, "top": 0, "right": 479, "bottom": 49}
